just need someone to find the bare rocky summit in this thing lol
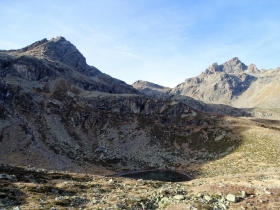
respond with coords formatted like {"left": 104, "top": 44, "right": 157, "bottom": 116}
{"left": 132, "top": 80, "right": 171, "bottom": 97}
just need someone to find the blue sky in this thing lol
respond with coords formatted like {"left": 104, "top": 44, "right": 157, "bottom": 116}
{"left": 1, "top": 0, "right": 280, "bottom": 87}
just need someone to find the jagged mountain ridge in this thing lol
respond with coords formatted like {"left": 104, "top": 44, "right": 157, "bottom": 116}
{"left": 168, "top": 57, "right": 260, "bottom": 105}
{"left": 202, "top": 57, "right": 259, "bottom": 74}
{"left": 0, "top": 36, "right": 138, "bottom": 94}
{"left": 164, "top": 57, "right": 280, "bottom": 109}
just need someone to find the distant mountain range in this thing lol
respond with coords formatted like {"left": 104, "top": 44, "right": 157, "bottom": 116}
{"left": 133, "top": 57, "right": 280, "bottom": 109}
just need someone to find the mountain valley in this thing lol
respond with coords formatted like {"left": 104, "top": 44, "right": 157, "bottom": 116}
{"left": 0, "top": 37, "right": 280, "bottom": 209}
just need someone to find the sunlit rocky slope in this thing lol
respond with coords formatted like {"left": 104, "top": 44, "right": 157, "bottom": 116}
{"left": 167, "top": 57, "right": 280, "bottom": 110}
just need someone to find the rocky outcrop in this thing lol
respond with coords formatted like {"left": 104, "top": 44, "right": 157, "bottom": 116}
{"left": 165, "top": 94, "right": 252, "bottom": 117}
{"left": 246, "top": 63, "right": 259, "bottom": 74}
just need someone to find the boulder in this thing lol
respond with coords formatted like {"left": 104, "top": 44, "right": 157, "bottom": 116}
{"left": 226, "top": 194, "right": 238, "bottom": 202}
{"left": 241, "top": 190, "right": 247, "bottom": 198}
{"left": 204, "top": 195, "right": 213, "bottom": 202}
{"left": 173, "top": 195, "right": 185, "bottom": 200}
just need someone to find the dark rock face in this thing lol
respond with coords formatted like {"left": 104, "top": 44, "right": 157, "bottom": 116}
{"left": 40, "top": 36, "right": 88, "bottom": 72}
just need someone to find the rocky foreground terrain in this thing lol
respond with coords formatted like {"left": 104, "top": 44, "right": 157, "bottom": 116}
{"left": 1, "top": 37, "right": 280, "bottom": 209}
{"left": 1, "top": 163, "right": 280, "bottom": 209}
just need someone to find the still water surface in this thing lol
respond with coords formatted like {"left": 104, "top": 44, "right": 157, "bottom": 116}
{"left": 120, "top": 170, "right": 191, "bottom": 182}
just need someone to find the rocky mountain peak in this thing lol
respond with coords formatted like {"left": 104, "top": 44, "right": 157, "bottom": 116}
{"left": 5, "top": 36, "right": 88, "bottom": 73}
{"left": 205, "top": 62, "right": 222, "bottom": 74}
{"left": 168, "top": 57, "right": 262, "bottom": 105}
{"left": 247, "top": 63, "right": 259, "bottom": 73}
{"left": 221, "top": 57, "right": 247, "bottom": 73}
{"left": 132, "top": 80, "right": 171, "bottom": 97}
{"left": 204, "top": 57, "right": 248, "bottom": 75}
{"left": 40, "top": 36, "right": 88, "bottom": 72}
{"left": 0, "top": 36, "right": 140, "bottom": 94}
{"left": 133, "top": 80, "right": 168, "bottom": 89}
{"left": 50, "top": 36, "right": 66, "bottom": 42}
{"left": 20, "top": 38, "right": 49, "bottom": 53}
{"left": 133, "top": 80, "right": 145, "bottom": 84}
{"left": 228, "top": 56, "right": 240, "bottom": 64}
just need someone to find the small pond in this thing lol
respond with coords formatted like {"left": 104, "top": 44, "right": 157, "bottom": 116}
{"left": 118, "top": 170, "right": 192, "bottom": 182}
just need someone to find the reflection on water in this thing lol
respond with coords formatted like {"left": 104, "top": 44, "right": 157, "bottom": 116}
{"left": 120, "top": 170, "right": 192, "bottom": 182}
